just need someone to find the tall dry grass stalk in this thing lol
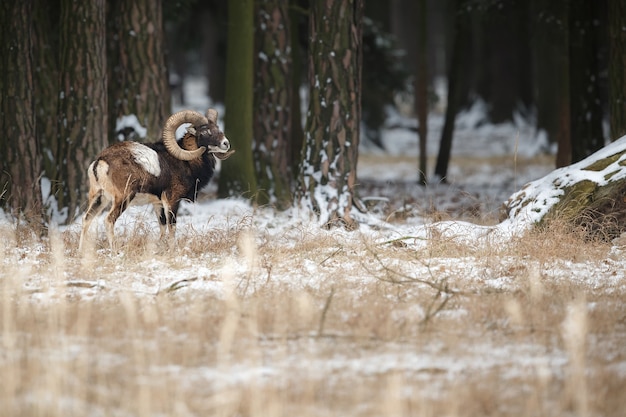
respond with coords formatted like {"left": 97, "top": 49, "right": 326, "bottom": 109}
{"left": 562, "top": 297, "right": 589, "bottom": 416}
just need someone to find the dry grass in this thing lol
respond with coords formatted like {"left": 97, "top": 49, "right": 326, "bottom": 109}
{"left": 358, "top": 153, "right": 556, "bottom": 227}
{"left": 1, "top": 206, "right": 626, "bottom": 417}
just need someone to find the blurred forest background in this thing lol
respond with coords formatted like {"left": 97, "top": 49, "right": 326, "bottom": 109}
{"left": 1, "top": 0, "right": 625, "bottom": 229}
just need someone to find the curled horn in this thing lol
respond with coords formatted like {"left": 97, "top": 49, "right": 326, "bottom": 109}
{"left": 206, "top": 108, "right": 218, "bottom": 124}
{"left": 162, "top": 110, "right": 209, "bottom": 161}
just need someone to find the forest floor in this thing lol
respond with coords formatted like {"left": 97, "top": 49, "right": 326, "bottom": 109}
{"left": 1, "top": 96, "right": 626, "bottom": 416}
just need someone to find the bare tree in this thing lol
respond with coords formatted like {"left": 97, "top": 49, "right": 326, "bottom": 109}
{"left": 568, "top": 0, "right": 604, "bottom": 163}
{"left": 530, "top": 0, "right": 571, "bottom": 167}
{"left": 55, "top": 0, "right": 108, "bottom": 221}
{"left": 288, "top": 0, "right": 306, "bottom": 175}
{"left": 217, "top": 0, "right": 258, "bottom": 198}
{"left": 107, "top": 0, "right": 171, "bottom": 142}
{"left": 415, "top": 0, "right": 428, "bottom": 185}
{"left": 0, "top": 0, "right": 43, "bottom": 226}
{"left": 253, "top": 0, "right": 293, "bottom": 208}
{"left": 33, "top": 0, "right": 60, "bottom": 185}
{"left": 296, "top": 0, "right": 364, "bottom": 228}
{"left": 608, "top": 0, "right": 626, "bottom": 141}
{"left": 434, "top": 0, "right": 467, "bottom": 182}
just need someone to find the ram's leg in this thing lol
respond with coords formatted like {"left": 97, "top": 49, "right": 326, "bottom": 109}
{"left": 159, "top": 193, "right": 177, "bottom": 239}
{"left": 152, "top": 201, "right": 167, "bottom": 239}
{"left": 79, "top": 190, "right": 106, "bottom": 250}
{"left": 168, "top": 200, "right": 181, "bottom": 238}
{"left": 105, "top": 194, "right": 134, "bottom": 251}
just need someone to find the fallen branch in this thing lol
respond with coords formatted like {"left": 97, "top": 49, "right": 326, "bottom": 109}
{"left": 66, "top": 280, "right": 106, "bottom": 289}
{"left": 162, "top": 277, "right": 199, "bottom": 293}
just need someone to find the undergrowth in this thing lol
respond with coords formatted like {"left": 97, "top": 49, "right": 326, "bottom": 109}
{"left": 0, "top": 210, "right": 625, "bottom": 417}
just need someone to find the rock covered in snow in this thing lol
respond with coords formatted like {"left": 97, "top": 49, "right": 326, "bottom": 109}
{"left": 502, "top": 135, "right": 626, "bottom": 240}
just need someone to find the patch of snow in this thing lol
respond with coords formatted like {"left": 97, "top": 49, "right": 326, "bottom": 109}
{"left": 115, "top": 114, "right": 147, "bottom": 139}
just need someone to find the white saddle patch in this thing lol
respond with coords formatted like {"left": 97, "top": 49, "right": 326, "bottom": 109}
{"left": 128, "top": 142, "right": 161, "bottom": 177}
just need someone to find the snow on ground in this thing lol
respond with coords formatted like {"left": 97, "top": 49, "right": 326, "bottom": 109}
{"left": 2, "top": 81, "right": 626, "bottom": 415}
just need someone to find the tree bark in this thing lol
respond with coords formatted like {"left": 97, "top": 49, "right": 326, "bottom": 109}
{"left": 288, "top": 0, "right": 305, "bottom": 175}
{"left": 390, "top": 0, "right": 417, "bottom": 74}
{"left": 530, "top": 0, "right": 571, "bottom": 167}
{"left": 218, "top": 0, "right": 258, "bottom": 198}
{"left": 415, "top": 0, "right": 428, "bottom": 185}
{"left": 0, "top": 0, "right": 43, "bottom": 226}
{"left": 608, "top": 0, "right": 626, "bottom": 141}
{"left": 203, "top": 1, "right": 227, "bottom": 104}
{"left": 568, "top": 0, "right": 604, "bottom": 164}
{"left": 107, "top": 0, "right": 171, "bottom": 142}
{"left": 482, "top": 1, "right": 532, "bottom": 123}
{"left": 33, "top": 0, "right": 61, "bottom": 186}
{"left": 434, "top": 0, "right": 467, "bottom": 182}
{"left": 253, "top": 0, "right": 293, "bottom": 208}
{"left": 56, "top": 0, "right": 108, "bottom": 222}
{"left": 296, "top": 0, "right": 363, "bottom": 228}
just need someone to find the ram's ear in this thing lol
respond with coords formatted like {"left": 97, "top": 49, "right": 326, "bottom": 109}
{"left": 206, "top": 109, "right": 218, "bottom": 125}
{"left": 214, "top": 149, "right": 235, "bottom": 160}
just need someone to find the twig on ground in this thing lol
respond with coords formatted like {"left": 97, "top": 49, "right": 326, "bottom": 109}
{"left": 162, "top": 277, "right": 198, "bottom": 293}
{"left": 317, "top": 287, "right": 335, "bottom": 337}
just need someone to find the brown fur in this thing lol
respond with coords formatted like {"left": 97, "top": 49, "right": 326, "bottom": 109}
{"left": 79, "top": 122, "right": 231, "bottom": 251}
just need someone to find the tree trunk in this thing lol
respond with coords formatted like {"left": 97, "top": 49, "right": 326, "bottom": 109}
{"left": 0, "top": 0, "right": 43, "bottom": 226}
{"left": 107, "top": 0, "right": 171, "bottom": 142}
{"left": 253, "top": 0, "right": 293, "bottom": 209}
{"left": 434, "top": 0, "right": 467, "bottom": 182}
{"left": 569, "top": 0, "right": 604, "bottom": 164}
{"left": 218, "top": 0, "right": 257, "bottom": 198}
{"left": 33, "top": 0, "right": 60, "bottom": 187}
{"left": 56, "top": 0, "right": 108, "bottom": 222}
{"left": 415, "top": 0, "right": 428, "bottom": 185}
{"left": 390, "top": 0, "right": 417, "bottom": 74}
{"left": 530, "top": 0, "right": 571, "bottom": 166}
{"left": 608, "top": 0, "right": 626, "bottom": 141}
{"left": 288, "top": 0, "right": 305, "bottom": 175}
{"left": 482, "top": 1, "right": 532, "bottom": 123}
{"left": 503, "top": 136, "right": 626, "bottom": 242}
{"left": 203, "top": 1, "right": 227, "bottom": 104}
{"left": 365, "top": 0, "right": 390, "bottom": 31}
{"left": 296, "top": 0, "right": 363, "bottom": 228}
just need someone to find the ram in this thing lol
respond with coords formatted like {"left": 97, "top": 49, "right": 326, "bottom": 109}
{"left": 79, "top": 109, "right": 233, "bottom": 250}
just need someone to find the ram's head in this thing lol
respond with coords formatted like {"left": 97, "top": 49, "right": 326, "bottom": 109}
{"left": 195, "top": 109, "right": 235, "bottom": 160}
{"left": 162, "top": 109, "right": 234, "bottom": 161}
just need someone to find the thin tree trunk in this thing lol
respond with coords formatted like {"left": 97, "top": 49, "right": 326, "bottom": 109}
{"left": 415, "top": 0, "right": 428, "bottom": 185}
{"left": 608, "top": 0, "right": 626, "bottom": 141}
{"left": 530, "top": 0, "right": 571, "bottom": 167}
{"left": 0, "top": 0, "right": 43, "bottom": 226}
{"left": 107, "top": 0, "right": 171, "bottom": 142}
{"left": 483, "top": 1, "right": 532, "bottom": 123}
{"left": 390, "top": 0, "right": 417, "bottom": 74}
{"left": 218, "top": 0, "right": 257, "bottom": 198}
{"left": 289, "top": 0, "right": 305, "bottom": 175}
{"left": 553, "top": 0, "right": 572, "bottom": 168}
{"left": 33, "top": 0, "right": 60, "bottom": 188}
{"left": 530, "top": 0, "right": 569, "bottom": 160}
{"left": 434, "top": 0, "right": 466, "bottom": 182}
{"left": 569, "top": 0, "right": 604, "bottom": 164}
{"left": 56, "top": 0, "right": 108, "bottom": 222}
{"left": 203, "top": 2, "right": 227, "bottom": 104}
{"left": 296, "top": 0, "right": 363, "bottom": 228}
{"left": 253, "top": 0, "right": 292, "bottom": 208}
